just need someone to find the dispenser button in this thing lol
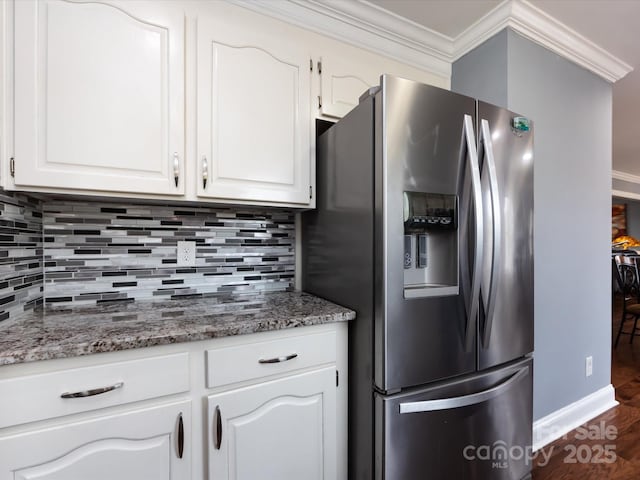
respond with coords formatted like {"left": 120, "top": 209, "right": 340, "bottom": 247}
{"left": 404, "top": 235, "right": 412, "bottom": 269}
{"left": 417, "top": 234, "right": 428, "bottom": 268}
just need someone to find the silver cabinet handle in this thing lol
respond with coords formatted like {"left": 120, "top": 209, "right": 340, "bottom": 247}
{"left": 202, "top": 155, "right": 208, "bottom": 190}
{"left": 258, "top": 353, "right": 298, "bottom": 364}
{"left": 399, "top": 366, "right": 529, "bottom": 414}
{"left": 479, "top": 118, "right": 501, "bottom": 348}
{"left": 461, "top": 114, "right": 483, "bottom": 352}
{"left": 173, "top": 152, "right": 180, "bottom": 187}
{"left": 61, "top": 381, "right": 124, "bottom": 399}
{"left": 177, "top": 413, "right": 184, "bottom": 459}
{"left": 213, "top": 405, "right": 222, "bottom": 450}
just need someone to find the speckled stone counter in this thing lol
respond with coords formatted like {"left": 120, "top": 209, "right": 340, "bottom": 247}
{"left": 0, "top": 292, "right": 355, "bottom": 366}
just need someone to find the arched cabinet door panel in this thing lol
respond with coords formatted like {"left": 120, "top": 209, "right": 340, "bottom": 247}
{"left": 13, "top": 0, "right": 185, "bottom": 195}
{"left": 207, "top": 367, "right": 336, "bottom": 480}
{"left": 0, "top": 401, "right": 191, "bottom": 480}
{"left": 197, "top": 13, "right": 312, "bottom": 205}
{"left": 316, "top": 55, "right": 449, "bottom": 119}
{"left": 318, "top": 56, "right": 378, "bottom": 119}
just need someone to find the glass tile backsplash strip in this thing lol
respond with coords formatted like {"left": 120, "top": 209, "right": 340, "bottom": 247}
{"left": 0, "top": 191, "right": 43, "bottom": 323}
{"left": 43, "top": 200, "right": 295, "bottom": 305}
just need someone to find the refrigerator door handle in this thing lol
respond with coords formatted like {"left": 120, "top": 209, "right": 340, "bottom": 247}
{"left": 480, "top": 119, "right": 502, "bottom": 347}
{"left": 462, "top": 114, "right": 483, "bottom": 351}
{"left": 399, "top": 366, "right": 529, "bottom": 414}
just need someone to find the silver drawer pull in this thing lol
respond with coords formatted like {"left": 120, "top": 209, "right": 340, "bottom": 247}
{"left": 258, "top": 353, "right": 298, "bottom": 364}
{"left": 399, "top": 367, "right": 529, "bottom": 414}
{"left": 61, "top": 381, "right": 124, "bottom": 399}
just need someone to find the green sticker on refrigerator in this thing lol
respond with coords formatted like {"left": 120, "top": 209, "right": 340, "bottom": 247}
{"left": 512, "top": 116, "right": 530, "bottom": 132}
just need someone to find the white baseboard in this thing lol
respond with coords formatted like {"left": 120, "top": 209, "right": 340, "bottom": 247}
{"left": 532, "top": 384, "right": 618, "bottom": 451}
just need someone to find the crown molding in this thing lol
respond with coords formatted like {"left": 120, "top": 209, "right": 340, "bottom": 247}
{"left": 613, "top": 170, "right": 640, "bottom": 185}
{"left": 612, "top": 170, "right": 640, "bottom": 201}
{"left": 454, "top": 0, "right": 632, "bottom": 83}
{"left": 452, "top": 0, "right": 512, "bottom": 60}
{"left": 613, "top": 190, "right": 640, "bottom": 202}
{"left": 232, "top": 0, "right": 632, "bottom": 84}
{"left": 231, "top": 0, "right": 452, "bottom": 79}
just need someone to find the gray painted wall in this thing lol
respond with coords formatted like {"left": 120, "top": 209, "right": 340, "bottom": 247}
{"left": 451, "top": 29, "right": 508, "bottom": 108}
{"left": 453, "top": 29, "right": 612, "bottom": 421}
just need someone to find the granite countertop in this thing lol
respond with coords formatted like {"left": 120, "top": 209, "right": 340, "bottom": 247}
{"left": 0, "top": 292, "right": 355, "bottom": 366}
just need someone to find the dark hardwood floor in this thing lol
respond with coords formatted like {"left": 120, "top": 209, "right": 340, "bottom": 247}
{"left": 531, "top": 295, "right": 640, "bottom": 479}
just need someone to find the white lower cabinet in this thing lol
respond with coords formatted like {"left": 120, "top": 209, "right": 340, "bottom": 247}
{"left": 0, "top": 400, "right": 190, "bottom": 480}
{"left": 207, "top": 367, "right": 337, "bottom": 480}
{"left": 0, "top": 324, "right": 347, "bottom": 480}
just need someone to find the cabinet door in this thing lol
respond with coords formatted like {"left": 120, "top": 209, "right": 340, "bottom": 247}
{"left": 0, "top": 400, "right": 190, "bottom": 480}
{"left": 208, "top": 367, "right": 336, "bottom": 480}
{"left": 14, "top": 0, "right": 185, "bottom": 195}
{"left": 197, "top": 14, "right": 312, "bottom": 205}
{"left": 318, "top": 56, "right": 379, "bottom": 119}
{"left": 318, "top": 55, "right": 448, "bottom": 119}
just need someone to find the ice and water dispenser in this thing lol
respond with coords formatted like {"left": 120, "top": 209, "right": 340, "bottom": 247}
{"left": 403, "top": 192, "right": 458, "bottom": 298}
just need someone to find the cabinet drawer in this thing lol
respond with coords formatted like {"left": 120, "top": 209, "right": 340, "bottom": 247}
{"left": 0, "top": 353, "right": 189, "bottom": 429}
{"left": 206, "top": 331, "right": 336, "bottom": 388}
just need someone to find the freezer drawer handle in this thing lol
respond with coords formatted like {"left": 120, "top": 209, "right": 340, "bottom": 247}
{"left": 60, "top": 381, "right": 124, "bottom": 399}
{"left": 399, "top": 367, "right": 529, "bottom": 414}
{"left": 258, "top": 353, "right": 298, "bottom": 364}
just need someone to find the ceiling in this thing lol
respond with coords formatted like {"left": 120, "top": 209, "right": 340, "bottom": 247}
{"left": 368, "top": 0, "right": 640, "bottom": 177}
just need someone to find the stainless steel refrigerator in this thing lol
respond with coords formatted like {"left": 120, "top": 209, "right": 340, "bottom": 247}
{"left": 302, "top": 75, "right": 534, "bottom": 480}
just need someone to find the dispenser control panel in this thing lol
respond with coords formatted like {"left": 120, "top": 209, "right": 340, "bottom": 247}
{"left": 403, "top": 192, "right": 457, "bottom": 232}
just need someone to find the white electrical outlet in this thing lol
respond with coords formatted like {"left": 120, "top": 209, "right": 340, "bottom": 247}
{"left": 177, "top": 241, "right": 196, "bottom": 267}
{"left": 586, "top": 356, "right": 593, "bottom": 377}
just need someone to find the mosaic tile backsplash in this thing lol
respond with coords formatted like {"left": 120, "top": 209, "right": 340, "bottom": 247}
{"left": 42, "top": 200, "right": 295, "bottom": 305}
{"left": 0, "top": 191, "right": 43, "bottom": 323}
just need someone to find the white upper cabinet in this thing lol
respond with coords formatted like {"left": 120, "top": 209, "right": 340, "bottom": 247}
{"left": 316, "top": 54, "right": 449, "bottom": 119}
{"left": 196, "top": 14, "right": 312, "bottom": 205}
{"left": 4, "top": 0, "right": 448, "bottom": 204}
{"left": 317, "top": 56, "right": 379, "bottom": 119}
{"left": 13, "top": 0, "right": 185, "bottom": 195}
